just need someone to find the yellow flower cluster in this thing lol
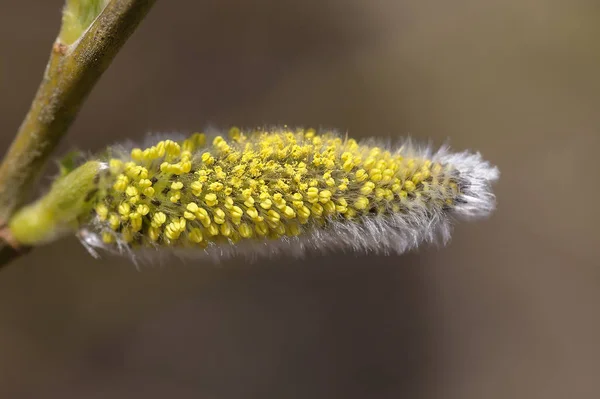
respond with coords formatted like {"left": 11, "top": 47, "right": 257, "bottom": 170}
{"left": 91, "top": 127, "right": 462, "bottom": 248}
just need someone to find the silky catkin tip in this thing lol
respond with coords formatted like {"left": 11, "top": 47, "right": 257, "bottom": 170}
{"left": 67, "top": 127, "right": 498, "bottom": 263}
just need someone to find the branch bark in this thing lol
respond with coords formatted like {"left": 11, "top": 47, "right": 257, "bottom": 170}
{"left": 0, "top": 0, "right": 156, "bottom": 268}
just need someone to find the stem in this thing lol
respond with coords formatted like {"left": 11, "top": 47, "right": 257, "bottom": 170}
{"left": 0, "top": 0, "right": 156, "bottom": 268}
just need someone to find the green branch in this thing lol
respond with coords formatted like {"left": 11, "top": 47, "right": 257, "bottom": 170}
{"left": 0, "top": 0, "right": 156, "bottom": 267}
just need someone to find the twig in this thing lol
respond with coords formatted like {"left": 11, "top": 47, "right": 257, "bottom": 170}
{"left": 0, "top": 0, "right": 156, "bottom": 268}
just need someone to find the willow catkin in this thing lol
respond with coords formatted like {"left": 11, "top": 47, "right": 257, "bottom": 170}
{"left": 9, "top": 127, "right": 499, "bottom": 262}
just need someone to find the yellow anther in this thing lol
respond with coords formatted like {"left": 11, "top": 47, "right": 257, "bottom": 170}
{"left": 384, "top": 189, "right": 394, "bottom": 201}
{"left": 205, "top": 193, "right": 218, "bottom": 207}
{"left": 209, "top": 182, "right": 224, "bottom": 191}
{"left": 201, "top": 153, "right": 214, "bottom": 165}
{"left": 260, "top": 199, "right": 272, "bottom": 210}
{"left": 213, "top": 208, "right": 226, "bottom": 224}
{"left": 287, "top": 223, "right": 301, "bottom": 236}
{"left": 360, "top": 182, "right": 375, "bottom": 195}
{"left": 138, "top": 179, "right": 152, "bottom": 188}
{"left": 102, "top": 232, "right": 114, "bottom": 244}
{"left": 108, "top": 214, "right": 120, "bottom": 230}
{"left": 255, "top": 222, "right": 269, "bottom": 236}
{"left": 180, "top": 161, "right": 192, "bottom": 174}
{"left": 154, "top": 141, "right": 166, "bottom": 157}
{"left": 355, "top": 169, "right": 368, "bottom": 182}
{"left": 207, "top": 224, "right": 219, "bottom": 236}
{"left": 130, "top": 217, "right": 142, "bottom": 233}
{"left": 186, "top": 202, "right": 199, "bottom": 213}
{"left": 267, "top": 209, "right": 280, "bottom": 223}
{"left": 127, "top": 166, "right": 148, "bottom": 180}
{"left": 282, "top": 206, "right": 296, "bottom": 219}
{"left": 272, "top": 223, "right": 286, "bottom": 236}
{"left": 118, "top": 202, "right": 131, "bottom": 216}
{"left": 159, "top": 162, "right": 171, "bottom": 173}
{"left": 148, "top": 226, "right": 160, "bottom": 242}
{"left": 224, "top": 196, "right": 234, "bottom": 208}
{"left": 164, "top": 140, "right": 181, "bottom": 158}
{"left": 230, "top": 206, "right": 244, "bottom": 218}
{"left": 238, "top": 223, "right": 253, "bottom": 238}
{"left": 354, "top": 197, "right": 369, "bottom": 210}
{"left": 243, "top": 196, "right": 255, "bottom": 208}
{"left": 109, "top": 159, "right": 123, "bottom": 174}
{"left": 183, "top": 211, "right": 196, "bottom": 220}
{"left": 343, "top": 159, "right": 354, "bottom": 172}
{"left": 170, "top": 192, "right": 181, "bottom": 203}
{"left": 165, "top": 224, "right": 181, "bottom": 240}
{"left": 125, "top": 186, "right": 138, "bottom": 197}
{"left": 191, "top": 181, "right": 203, "bottom": 196}
{"left": 180, "top": 150, "right": 192, "bottom": 161}
{"left": 246, "top": 207, "right": 259, "bottom": 219}
{"left": 311, "top": 203, "right": 323, "bottom": 217}
{"left": 363, "top": 157, "right": 376, "bottom": 170}
{"left": 128, "top": 195, "right": 140, "bottom": 205}
{"left": 297, "top": 205, "right": 311, "bottom": 220}
{"left": 323, "top": 200, "right": 336, "bottom": 214}
{"left": 137, "top": 204, "right": 150, "bottom": 215}
{"left": 382, "top": 169, "right": 395, "bottom": 182}
{"left": 220, "top": 223, "right": 232, "bottom": 237}
{"left": 189, "top": 228, "right": 203, "bottom": 243}
{"left": 130, "top": 148, "right": 143, "bottom": 160}
{"left": 306, "top": 187, "right": 319, "bottom": 203}
{"left": 95, "top": 204, "right": 108, "bottom": 221}
{"left": 196, "top": 207, "right": 209, "bottom": 220}
{"left": 318, "top": 190, "right": 332, "bottom": 203}
{"left": 151, "top": 212, "right": 167, "bottom": 228}
{"left": 113, "top": 174, "right": 129, "bottom": 192}
{"left": 369, "top": 168, "right": 383, "bottom": 182}
{"left": 214, "top": 167, "right": 226, "bottom": 180}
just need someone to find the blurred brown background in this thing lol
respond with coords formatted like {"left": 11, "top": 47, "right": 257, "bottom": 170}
{"left": 0, "top": 0, "right": 599, "bottom": 397}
